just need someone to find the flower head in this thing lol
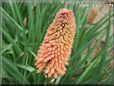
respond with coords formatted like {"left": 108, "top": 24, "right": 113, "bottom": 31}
{"left": 35, "top": 8, "right": 75, "bottom": 79}
{"left": 87, "top": 7, "right": 99, "bottom": 24}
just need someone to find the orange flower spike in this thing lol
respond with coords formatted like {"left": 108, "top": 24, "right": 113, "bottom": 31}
{"left": 35, "top": 8, "right": 76, "bottom": 79}
{"left": 87, "top": 7, "right": 99, "bottom": 24}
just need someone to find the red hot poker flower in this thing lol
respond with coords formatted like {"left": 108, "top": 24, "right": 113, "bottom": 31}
{"left": 87, "top": 7, "right": 99, "bottom": 24}
{"left": 35, "top": 8, "right": 76, "bottom": 79}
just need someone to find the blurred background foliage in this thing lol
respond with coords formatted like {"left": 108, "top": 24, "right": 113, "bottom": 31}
{"left": 1, "top": 0, "right": 114, "bottom": 85}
